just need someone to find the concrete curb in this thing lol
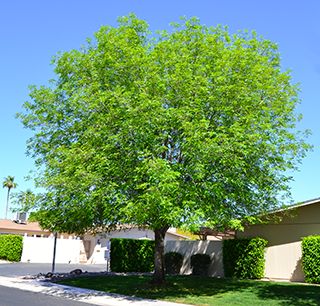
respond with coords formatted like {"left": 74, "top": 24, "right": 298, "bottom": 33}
{"left": 0, "top": 276, "right": 192, "bottom": 306}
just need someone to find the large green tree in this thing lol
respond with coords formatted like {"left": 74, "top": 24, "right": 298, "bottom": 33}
{"left": 18, "top": 15, "right": 310, "bottom": 283}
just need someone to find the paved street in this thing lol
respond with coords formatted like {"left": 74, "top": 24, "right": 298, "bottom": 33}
{"left": 0, "top": 262, "right": 107, "bottom": 277}
{"left": 0, "top": 285, "right": 95, "bottom": 306}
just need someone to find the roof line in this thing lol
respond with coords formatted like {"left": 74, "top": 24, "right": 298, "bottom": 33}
{"left": 285, "top": 196, "right": 320, "bottom": 210}
{"left": 268, "top": 196, "right": 320, "bottom": 215}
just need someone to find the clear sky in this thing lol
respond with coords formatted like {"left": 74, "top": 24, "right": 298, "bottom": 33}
{"left": 0, "top": 0, "right": 319, "bottom": 219}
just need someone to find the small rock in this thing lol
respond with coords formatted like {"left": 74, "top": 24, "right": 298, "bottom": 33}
{"left": 70, "top": 269, "right": 82, "bottom": 275}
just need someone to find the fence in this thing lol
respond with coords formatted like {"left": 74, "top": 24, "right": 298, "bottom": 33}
{"left": 165, "top": 240, "right": 224, "bottom": 277}
{"left": 21, "top": 235, "right": 81, "bottom": 264}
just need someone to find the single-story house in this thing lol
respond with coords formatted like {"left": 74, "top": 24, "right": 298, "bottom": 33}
{"left": 194, "top": 227, "right": 235, "bottom": 241}
{"left": 0, "top": 219, "right": 50, "bottom": 237}
{"left": 0, "top": 219, "right": 80, "bottom": 264}
{"left": 81, "top": 227, "right": 189, "bottom": 264}
{"left": 0, "top": 219, "right": 188, "bottom": 264}
{"left": 237, "top": 197, "right": 320, "bottom": 282}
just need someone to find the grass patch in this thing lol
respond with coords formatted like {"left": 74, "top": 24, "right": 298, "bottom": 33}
{"left": 58, "top": 275, "right": 320, "bottom": 305}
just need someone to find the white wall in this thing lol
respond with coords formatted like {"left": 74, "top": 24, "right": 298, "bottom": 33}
{"left": 165, "top": 240, "right": 224, "bottom": 277}
{"left": 21, "top": 235, "right": 81, "bottom": 264}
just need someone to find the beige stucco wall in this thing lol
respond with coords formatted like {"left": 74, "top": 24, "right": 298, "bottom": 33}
{"left": 264, "top": 241, "right": 304, "bottom": 281}
{"left": 238, "top": 202, "right": 320, "bottom": 281}
{"left": 238, "top": 203, "right": 320, "bottom": 245}
{"left": 165, "top": 240, "right": 224, "bottom": 277}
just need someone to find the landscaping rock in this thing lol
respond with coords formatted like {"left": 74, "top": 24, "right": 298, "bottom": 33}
{"left": 70, "top": 269, "right": 83, "bottom": 275}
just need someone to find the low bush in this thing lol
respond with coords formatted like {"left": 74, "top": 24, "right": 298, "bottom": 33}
{"left": 302, "top": 235, "right": 320, "bottom": 283}
{"left": 0, "top": 234, "right": 23, "bottom": 262}
{"left": 165, "top": 252, "right": 184, "bottom": 275}
{"left": 110, "top": 238, "right": 155, "bottom": 272}
{"left": 190, "top": 253, "right": 211, "bottom": 276}
{"left": 223, "top": 237, "right": 267, "bottom": 279}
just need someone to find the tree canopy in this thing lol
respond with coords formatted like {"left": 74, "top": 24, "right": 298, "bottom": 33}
{"left": 18, "top": 14, "right": 310, "bottom": 282}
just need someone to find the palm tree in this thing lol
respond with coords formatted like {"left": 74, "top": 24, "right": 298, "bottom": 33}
{"left": 3, "top": 176, "right": 17, "bottom": 219}
{"left": 12, "top": 189, "right": 36, "bottom": 213}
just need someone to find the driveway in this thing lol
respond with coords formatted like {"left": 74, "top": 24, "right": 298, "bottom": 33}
{"left": 0, "top": 262, "right": 107, "bottom": 277}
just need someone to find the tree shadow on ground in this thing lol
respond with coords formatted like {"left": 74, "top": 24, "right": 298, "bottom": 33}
{"left": 59, "top": 275, "right": 320, "bottom": 305}
{"left": 254, "top": 282, "right": 320, "bottom": 306}
{"left": 138, "top": 276, "right": 320, "bottom": 305}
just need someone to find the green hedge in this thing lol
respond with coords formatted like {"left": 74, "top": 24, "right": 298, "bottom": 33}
{"left": 223, "top": 237, "right": 267, "bottom": 279}
{"left": 110, "top": 238, "right": 155, "bottom": 272}
{"left": 0, "top": 234, "right": 23, "bottom": 262}
{"left": 165, "top": 252, "right": 184, "bottom": 275}
{"left": 302, "top": 235, "right": 320, "bottom": 283}
{"left": 191, "top": 253, "right": 211, "bottom": 276}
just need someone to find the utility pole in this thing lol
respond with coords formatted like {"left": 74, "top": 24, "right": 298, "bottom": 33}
{"left": 51, "top": 232, "right": 58, "bottom": 273}
{"left": 51, "top": 196, "right": 61, "bottom": 274}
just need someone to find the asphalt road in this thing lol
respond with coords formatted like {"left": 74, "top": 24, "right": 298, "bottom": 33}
{"left": 0, "top": 285, "right": 96, "bottom": 306}
{"left": 0, "top": 262, "right": 107, "bottom": 277}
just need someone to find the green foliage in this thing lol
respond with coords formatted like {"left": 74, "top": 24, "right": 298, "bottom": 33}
{"left": 302, "top": 236, "right": 320, "bottom": 283}
{"left": 0, "top": 235, "right": 23, "bottom": 262}
{"left": 2, "top": 175, "right": 17, "bottom": 190}
{"left": 18, "top": 14, "right": 310, "bottom": 283}
{"left": 27, "top": 211, "right": 40, "bottom": 222}
{"left": 190, "top": 253, "right": 211, "bottom": 276}
{"left": 165, "top": 252, "right": 184, "bottom": 274}
{"left": 18, "top": 14, "right": 310, "bottom": 235}
{"left": 223, "top": 237, "right": 267, "bottom": 279}
{"left": 110, "top": 238, "right": 155, "bottom": 272}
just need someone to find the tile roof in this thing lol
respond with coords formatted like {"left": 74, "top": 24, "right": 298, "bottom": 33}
{"left": 0, "top": 219, "right": 49, "bottom": 233}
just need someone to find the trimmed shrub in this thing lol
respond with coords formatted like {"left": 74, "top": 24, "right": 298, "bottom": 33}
{"left": 302, "top": 235, "right": 320, "bottom": 283}
{"left": 190, "top": 253, "right": 211, "bottom": 276}
{"left": 0, "top": 234, "right": 23, "bottom": 262}
{"left": 223, "top": 237, "right": 267, "bottom": 279}
{"left": 165, "top": 252, "right": 183, "bottom": 275}
{"left": 110, "top": 238, "right": 155, "bottom": 272}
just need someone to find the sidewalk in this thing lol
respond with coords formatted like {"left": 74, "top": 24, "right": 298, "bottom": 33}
{"left": 0, "top": 275, "right": 192, "bottom": 306}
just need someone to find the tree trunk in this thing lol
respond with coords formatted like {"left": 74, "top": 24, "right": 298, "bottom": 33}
{"left": 152, "top": 226, "right": 169, "bottom": 285}
{"left": 5, "top": 188, "right": 10, "bottom": 219}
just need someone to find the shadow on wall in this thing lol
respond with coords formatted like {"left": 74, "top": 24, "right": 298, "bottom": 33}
{"left": 165, "top": 240, "right": 224, "bottom": 277}
{"left": 291, "top": 258, "right": 305, "bottom": 282}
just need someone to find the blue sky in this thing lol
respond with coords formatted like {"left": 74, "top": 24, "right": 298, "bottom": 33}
{"left": 1, "top": 0, "right": 319, "bottom": 218}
